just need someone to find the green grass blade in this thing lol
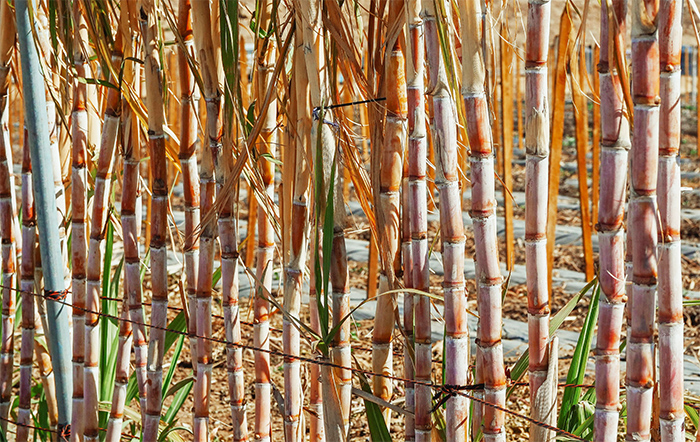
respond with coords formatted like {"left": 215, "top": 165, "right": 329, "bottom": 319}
{"left": 356, "top": 370, "right": 392, "bottom": 441}
{"left": 163, "top": 379, "right": 194, "bottom": 424}
{"left": 571, "top": 410, "right": 594, "bottom": 437}
{"left": 321, "top": 150, "right": 337, "bottom": 336}
{"left": 162, "top": 333, "right": 186, "bottom": 399}
{"left": 212, "top": 266, "right": 222, "bottom": 289}
{"left": 313, "top": 108, "right": 335, "bottom": 345}
{"left": 558, "top": 283, "right": 600, "bottom": 431}
{"left": 100, "top": 222, "right": 122, "bottom": 403}
{"left": 164, "top": 311, "right": 187, "bottom": 351}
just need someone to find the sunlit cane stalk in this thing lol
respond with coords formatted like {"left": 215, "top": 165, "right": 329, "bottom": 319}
{"left": 83, "top": 22, "right": 123, "bottom": 442}
{"left": 70, "top": 1, "right": 90, "bottom": 438}
{"left": 176, "top": 0, "right": 200, "bottom": 406}
{"left": 594, "top": 1, "right": 630, "bottom": 440}
{"left": 120, "top": 2, "right": 148, "bottom": 418}
{"left": 407, "top": 0, "right": 430, "bottom": 438}
{"left": 17, "top": 132, "right": 35, "bottom": 442}
{"left": 657, "top": 0, "right": 684, "bottom": 439}
{"left": 0, "top": 0, "right": 16, "bottom": 431}
{"left": 373, "top": 0, "right": 406, "bottom": 423}
{"left": 460, "top": 0, "right": 507, "bottom": 439}
{"left": 140, "top": 0, "right": 170, "bottom": 439}
{"left": 525, "top": 0, "right": 558, "bottom": 438}
{"left": 253, "top": 0, "right": 277, "bottom": 436}
{"left": 281, "top": 20, "right": 311, "bottom": 442}
{"left": 103, "top": 305, "right": 132, "bottom": 442}
{"left": 626, "top": 0, "right": 660, "bottom": 439}
{"left": 424, "top": 0, "right": 470, "bottom": 439}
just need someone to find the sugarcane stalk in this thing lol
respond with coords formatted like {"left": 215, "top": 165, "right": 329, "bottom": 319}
{"left": 9, "top": 71, "right": 22, "bottom": 160}
{"left": 524, "top": 0, "right": 558, "bottom": 438}
{"left": 216, "top": 13, "right": 250, "bottom": 435}
{"left": 365, "top": 85, "right": 379, "bottom": 299}
{"left": 424, "top": 0, "right": 470, "bottom": 439}
{"left": 103, "top": 18, "right": 142, "bottom": 438}
{"left": 254, "top": 70, "right": 277, "bottom": 442}
{"left": 426, "top": 109, "right": 437, "bottom": 213}
{"left": 254, "top": 0, "right": 277, "bottom": 438}
{"left": 460, "top": 0, "right": 506, "bottom": 439}
{"left": 17, "top": 130, "right": 35, "bottom": 442}
{"left": 23, "top": 134, "right": 58, "bottom": 434}
{"left": 401, "top": 155, "right": 414, "bottom": 441}
{"left": 516, "top": 52, "right": 524, "bottom": 151}
{"left": 280, "top": 75, "right": 294, "bottom": 442}
{"left": 104, "top": 305, "right": 132, "bottom": 442}
{"left": 594, "top": 2, "right": 630, "bottom": 440}
{"left": 330, "top": 178, "right": 351, "bottom": 433}
{"left": 406, "top": 0, "right": 427, "bottom": 438}
{"left": 121, "top": 1, "right": 148, "bottom": 419}
{"left": 35, "top": 300, "right": 59, "bottom": 433}
{"left": 281, "top": 24, "right": 311, "bottom": 442}
{"left": 217, "top": 33, "right": 247, "bottom": 442}
{"left": 401, "top": 11, "right": 416, "bottom": 435}
{"left": 309, "top": 244, "right": 325, "bottom": 442}
{"left": 373, "top": 0, "right": 406, "bottom": 424}
{"left": 70, "top": 2, "right": 90, "bottom": 439}
{"left": 16, "top": 0, "right": 73, "bottom": 436}
{"left": 241, "top": 35, "right": 257, "bottom": 269}
{"left": 83, "top": 26, "right": 122, "bottom": 442}
{"left": 192, "top": 1, "right": 237, "bottom": 440}
{"left": 246, "top": 190, "right": 258, "bottom": 268}
{"left": 627, "top": 1, "right": 659, "bottom": 440}
{"left": 592, "top": 44, "right": 601, "bottom": 230}
{"left": 0, "top": 91, "right": 15, "bottom": 439}
{"left": 0, "top": 0, "right": 16, "bottom": 432}
{"left": 299, "top": 0, "right": 345, "bottom": 435}
{"left": 177, "top": 0, "right": 200, "bottom": 393}
{"left": 658, "top": 0, "right": 683, "bottom": 439}
{"left": 222, "top": 197, "right": 248, "bottom": 441}
{"left": 140, "top": 0, "right": 170, "bottom": 439}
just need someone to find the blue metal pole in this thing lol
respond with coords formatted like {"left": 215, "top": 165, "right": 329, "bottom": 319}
{"left": 15, "top": 0, "right": 72, "bottom": 437}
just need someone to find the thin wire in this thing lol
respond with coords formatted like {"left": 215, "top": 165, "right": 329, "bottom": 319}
{"left": 314, "top": 96, "right": 386, "bottom": 112}
{"left": 5, "top": 284, "right": 588, "bottom": 441}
